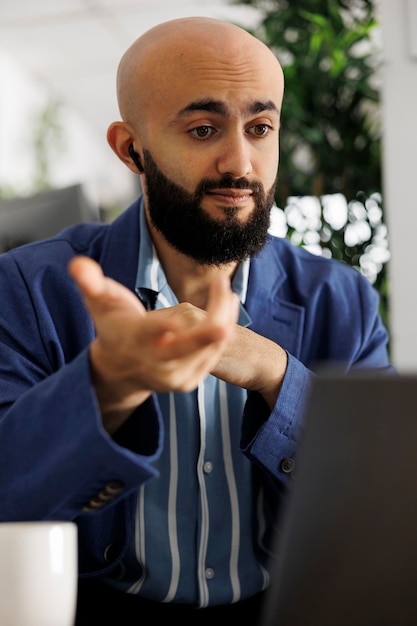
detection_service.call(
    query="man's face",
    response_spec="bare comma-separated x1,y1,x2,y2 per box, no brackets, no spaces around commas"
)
143,148,277,266
122,25,284,265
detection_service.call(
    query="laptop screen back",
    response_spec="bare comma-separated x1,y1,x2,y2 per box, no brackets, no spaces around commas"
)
259,372,417,626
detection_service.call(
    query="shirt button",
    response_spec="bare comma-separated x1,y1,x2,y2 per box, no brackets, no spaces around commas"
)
103,543,120,563
203,461,213,474
281,457,295,474
205,568,215,579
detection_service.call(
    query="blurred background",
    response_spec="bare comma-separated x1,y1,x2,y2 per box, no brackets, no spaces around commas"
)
0,0,262,211
0,0,416,370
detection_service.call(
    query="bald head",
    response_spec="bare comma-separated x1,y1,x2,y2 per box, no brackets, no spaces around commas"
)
107,17,283,265
116,17,284,127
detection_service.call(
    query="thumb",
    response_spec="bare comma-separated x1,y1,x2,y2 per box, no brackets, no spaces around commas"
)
68,256,146,317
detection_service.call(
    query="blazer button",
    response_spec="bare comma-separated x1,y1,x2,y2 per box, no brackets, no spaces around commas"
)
280,457,295,474
82,499,103,512
82,481,125,512
88,495,107,508
103,480,125,496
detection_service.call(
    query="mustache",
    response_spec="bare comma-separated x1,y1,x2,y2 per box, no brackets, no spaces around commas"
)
195,175,264,199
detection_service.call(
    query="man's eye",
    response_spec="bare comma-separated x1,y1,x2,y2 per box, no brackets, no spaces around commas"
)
190,126,215,139
249,124,271,137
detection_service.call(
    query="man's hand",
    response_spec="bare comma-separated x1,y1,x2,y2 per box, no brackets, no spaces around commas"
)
158,304,288,411
68,256,240,433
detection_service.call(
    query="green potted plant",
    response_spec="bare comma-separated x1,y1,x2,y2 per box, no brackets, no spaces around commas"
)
233,0,389,325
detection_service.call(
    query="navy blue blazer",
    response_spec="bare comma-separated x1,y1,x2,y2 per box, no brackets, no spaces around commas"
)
0,196,392,577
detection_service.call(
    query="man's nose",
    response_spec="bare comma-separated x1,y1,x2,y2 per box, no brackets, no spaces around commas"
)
216,133,253,178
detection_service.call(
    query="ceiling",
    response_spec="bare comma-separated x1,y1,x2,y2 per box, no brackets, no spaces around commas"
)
0,0,261,142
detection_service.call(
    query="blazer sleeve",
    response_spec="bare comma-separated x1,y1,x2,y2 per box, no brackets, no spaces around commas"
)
0,251,163,522
240,250,395,492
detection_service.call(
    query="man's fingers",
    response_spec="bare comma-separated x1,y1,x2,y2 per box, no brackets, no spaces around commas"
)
206,275,240,327
68,256,106,298
155,279,239,359
68,258,237,370
68,256,146,316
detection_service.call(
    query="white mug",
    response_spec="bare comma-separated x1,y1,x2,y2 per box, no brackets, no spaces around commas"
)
0,521,78,626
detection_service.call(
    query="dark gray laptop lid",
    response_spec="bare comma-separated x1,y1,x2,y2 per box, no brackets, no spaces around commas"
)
259,371,417,626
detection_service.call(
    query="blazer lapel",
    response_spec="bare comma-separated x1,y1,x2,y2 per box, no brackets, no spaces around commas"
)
246,240,305,359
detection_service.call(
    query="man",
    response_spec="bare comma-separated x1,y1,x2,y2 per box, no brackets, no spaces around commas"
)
0,16,392,625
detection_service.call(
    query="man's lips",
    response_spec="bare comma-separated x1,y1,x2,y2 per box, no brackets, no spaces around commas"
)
206,189,253,204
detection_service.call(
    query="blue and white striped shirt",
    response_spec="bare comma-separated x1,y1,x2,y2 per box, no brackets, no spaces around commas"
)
108,202,274,606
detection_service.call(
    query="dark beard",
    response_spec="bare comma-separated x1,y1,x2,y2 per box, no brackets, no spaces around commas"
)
142,149,276,266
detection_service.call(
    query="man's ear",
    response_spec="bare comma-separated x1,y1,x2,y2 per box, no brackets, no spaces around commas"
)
107,122,143,175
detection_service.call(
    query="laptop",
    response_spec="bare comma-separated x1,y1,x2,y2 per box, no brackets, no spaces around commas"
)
258,370,417,626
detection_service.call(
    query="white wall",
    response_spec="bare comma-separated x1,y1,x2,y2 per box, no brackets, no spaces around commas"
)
0,50,137,212
380,0,417,370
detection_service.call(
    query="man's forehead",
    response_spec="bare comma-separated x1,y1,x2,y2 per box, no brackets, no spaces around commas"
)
140,30,282,94
160,59,283,116
118,21,284,125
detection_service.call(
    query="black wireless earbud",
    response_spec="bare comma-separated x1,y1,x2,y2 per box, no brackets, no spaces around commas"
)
128,143,144,173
